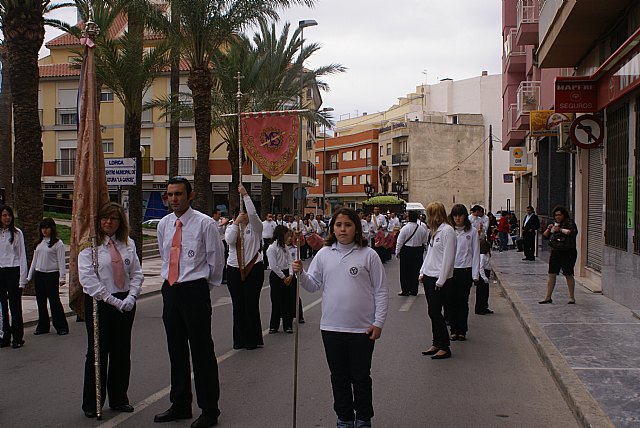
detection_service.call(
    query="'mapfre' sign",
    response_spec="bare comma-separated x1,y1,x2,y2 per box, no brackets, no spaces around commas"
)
555,81,597,113
105,157,136,185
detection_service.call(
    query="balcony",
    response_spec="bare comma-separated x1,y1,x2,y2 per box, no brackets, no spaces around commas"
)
166,157,195,175
392,181,408,193
504,28,526,73
506,104,527,146
379,121,407,134
329,184,338,194
142,157,153,175
391,152,409,166
328,161,339,171
516,81,540,118
516,0,539,46
55,159,75,176
56,108,77,126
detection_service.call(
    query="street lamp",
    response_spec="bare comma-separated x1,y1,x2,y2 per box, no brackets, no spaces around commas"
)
320,106,333,218
364,181,374,199
395,180,404,199
297,19,317,223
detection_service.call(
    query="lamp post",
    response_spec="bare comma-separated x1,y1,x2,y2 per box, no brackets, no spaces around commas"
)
364,181,374,199
320,106,333,218
395,180,404,200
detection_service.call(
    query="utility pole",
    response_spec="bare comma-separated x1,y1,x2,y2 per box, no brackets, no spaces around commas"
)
488,124,493,212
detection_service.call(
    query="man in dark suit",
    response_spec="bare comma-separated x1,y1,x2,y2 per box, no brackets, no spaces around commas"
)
521,206,540,261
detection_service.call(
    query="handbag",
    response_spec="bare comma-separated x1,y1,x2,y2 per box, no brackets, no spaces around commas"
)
548,232,567,250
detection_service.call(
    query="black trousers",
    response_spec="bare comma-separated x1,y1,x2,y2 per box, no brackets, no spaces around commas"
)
269,270,296,331
399,246,423,295
371,238,388,263
424,276,451,350
321,331,375,422
0,266,23,345
262,238,272,267
475,269,491,314
523,231,536,260
227,263,264,349
161,279,220,414
34,271,68,334
447,268,472,336
82,292,135,412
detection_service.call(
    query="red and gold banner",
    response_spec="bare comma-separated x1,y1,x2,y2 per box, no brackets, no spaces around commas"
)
241,111,300,179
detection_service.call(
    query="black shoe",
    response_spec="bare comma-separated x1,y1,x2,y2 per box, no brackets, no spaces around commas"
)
0,341,10,348
484,309,494,314
12,340,24,349
431,349,452,360
57,330,69,336
422,347,439,356
398,292,410,296
268,329,278,334
232,344,244,350
245,345,259,350
298,319,305,324
450,334,458,341
154,407,192,423
84,409,97,418
457,334,466,341
285,328,293,334
522,258,529,261
34,330,49,335
191,412,218,428
111,404,134,412
568,299,576,304
538,299,553,304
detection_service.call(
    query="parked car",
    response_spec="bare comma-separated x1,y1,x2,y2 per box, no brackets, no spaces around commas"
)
142,219,161,228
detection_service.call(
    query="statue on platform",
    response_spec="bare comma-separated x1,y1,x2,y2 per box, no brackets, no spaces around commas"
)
379,160,391,195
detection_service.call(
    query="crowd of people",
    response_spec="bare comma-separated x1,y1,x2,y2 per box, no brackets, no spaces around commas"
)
0,181,580,427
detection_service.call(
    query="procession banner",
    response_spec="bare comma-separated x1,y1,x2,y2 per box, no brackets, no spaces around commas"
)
240,111,300,179
68,36,110,317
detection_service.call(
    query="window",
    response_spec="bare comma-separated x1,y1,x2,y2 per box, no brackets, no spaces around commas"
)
101,89,114,102
59,148,76,175
342,151,352,161
359,174,367,184
386,143,391,155
315,155,319,164
353,150,358,160
605,104,629,250
102,140,114,153
342,176,353,185
380,146,384,157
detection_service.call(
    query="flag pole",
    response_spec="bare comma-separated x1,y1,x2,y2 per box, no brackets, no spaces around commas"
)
235,72,245,277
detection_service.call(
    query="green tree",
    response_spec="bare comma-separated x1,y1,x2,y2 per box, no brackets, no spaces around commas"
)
1,0,70,287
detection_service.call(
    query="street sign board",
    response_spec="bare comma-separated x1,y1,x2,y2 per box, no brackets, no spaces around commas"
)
105,157,136,185
569,115,604,149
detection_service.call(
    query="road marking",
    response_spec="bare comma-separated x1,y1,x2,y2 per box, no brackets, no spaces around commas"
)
99,296,323,427
398,291,423,312
573,367,640,371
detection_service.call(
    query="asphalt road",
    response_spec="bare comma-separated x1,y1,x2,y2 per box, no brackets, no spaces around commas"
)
0,258,579,428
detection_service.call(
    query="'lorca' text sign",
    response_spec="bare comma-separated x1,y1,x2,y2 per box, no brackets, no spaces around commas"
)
105,157,137,185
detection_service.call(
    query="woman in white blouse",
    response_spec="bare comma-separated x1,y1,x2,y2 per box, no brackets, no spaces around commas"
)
28,217,69,336
78,202,143,418
0,205,28,349
266,225,296,334
419,202,457,360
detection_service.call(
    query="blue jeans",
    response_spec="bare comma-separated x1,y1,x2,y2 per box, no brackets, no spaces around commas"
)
498,231,508,251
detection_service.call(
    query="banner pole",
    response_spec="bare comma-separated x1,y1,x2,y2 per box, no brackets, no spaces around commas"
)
235,72,245,275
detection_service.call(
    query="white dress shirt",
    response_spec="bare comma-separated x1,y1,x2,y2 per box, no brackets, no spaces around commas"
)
453,226,480,281
262,219,277,239
395,222,430,254
212,218,227,242
469,214,489,239
479,253,490,282
28,238,66,282
0,227,28,287
266,241,292,280
78,237,143,300
372,214,387,231
157,207,224,287
361,219,370,240
298,242,389,332
387,217,401,232
419,223,457,286
226,195,263,268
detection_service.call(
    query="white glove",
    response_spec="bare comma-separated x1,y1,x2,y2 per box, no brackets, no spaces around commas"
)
104,294,124,312
121,295,136,312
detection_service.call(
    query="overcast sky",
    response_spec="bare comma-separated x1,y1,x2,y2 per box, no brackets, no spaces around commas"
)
42,0,502,122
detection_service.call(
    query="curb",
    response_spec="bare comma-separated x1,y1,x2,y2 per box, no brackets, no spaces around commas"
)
493,272,615,428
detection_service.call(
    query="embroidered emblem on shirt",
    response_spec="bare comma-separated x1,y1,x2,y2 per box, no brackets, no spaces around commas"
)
435,238,440,243
124,259,131,265
188,250,195,258
466,235,471,240
349,267,359,276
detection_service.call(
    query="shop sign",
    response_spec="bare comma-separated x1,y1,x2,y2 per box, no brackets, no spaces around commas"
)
555,81,598,113
503,174,514,183
530,110,573,136
601,44,640,110
509,147,527,171
105,157,136,185
44,183,71,190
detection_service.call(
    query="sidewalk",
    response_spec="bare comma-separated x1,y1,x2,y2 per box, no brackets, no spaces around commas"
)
20,256,165,328
491,249,640,428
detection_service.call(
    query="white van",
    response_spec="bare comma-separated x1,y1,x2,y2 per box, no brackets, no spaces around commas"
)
405,202,426,217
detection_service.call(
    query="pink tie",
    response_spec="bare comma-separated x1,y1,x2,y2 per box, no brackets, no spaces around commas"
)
108,238,126,289
168,219,182,285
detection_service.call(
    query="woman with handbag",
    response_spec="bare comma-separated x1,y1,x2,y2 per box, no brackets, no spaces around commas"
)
395,211,428,296
539,205,578,304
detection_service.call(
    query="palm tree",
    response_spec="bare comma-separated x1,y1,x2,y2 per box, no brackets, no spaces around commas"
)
0,42,12,205
170,0,315,213
1,0,70,283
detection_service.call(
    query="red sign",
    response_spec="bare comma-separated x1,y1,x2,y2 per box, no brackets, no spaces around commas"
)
555,80,598,113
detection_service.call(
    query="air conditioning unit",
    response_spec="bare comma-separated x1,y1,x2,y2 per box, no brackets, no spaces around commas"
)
555,122,575,153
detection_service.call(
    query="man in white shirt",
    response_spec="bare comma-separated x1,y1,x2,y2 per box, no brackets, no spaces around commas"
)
212,209,228,283
469,205,490,240
154,177,224,428
262,213,276,268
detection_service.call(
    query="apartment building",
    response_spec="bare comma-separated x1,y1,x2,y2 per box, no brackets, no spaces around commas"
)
324,73,511,212
36,16,319,218
503,0,640,309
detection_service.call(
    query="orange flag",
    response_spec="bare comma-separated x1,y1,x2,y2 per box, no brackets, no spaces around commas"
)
68,36,110,317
